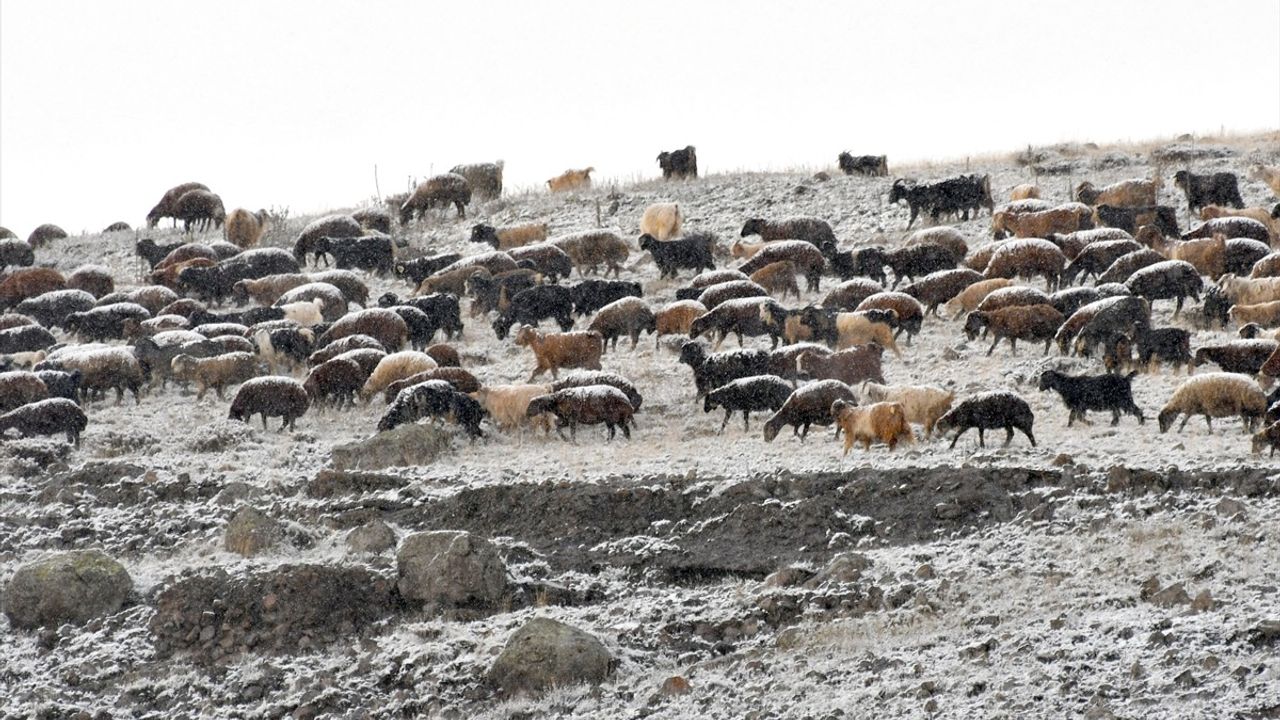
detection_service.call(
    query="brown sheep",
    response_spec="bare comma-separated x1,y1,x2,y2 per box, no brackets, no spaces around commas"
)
749,261,800,300
737,240,826,292
317,308,409,352
0,268,66,310
381,367,480,403
964,242,1003,273
762,379,855,442
691,269,751,289
547,167,595,193
170,352,262,400
832,399,913,454
424,343,461,367
27,224,68,248
587,296,656,351
302,358,366,409
820,279,883,311
654,300,707,349
698,280,768,310
550,231,630,277
1251,253,1280,279
525,385,634,440
1151,234,1226,280
154,243,218,270
856,291,925,342
798,345,884,386
147,182,209,227
415,265,484,296
231,274,310,306
293,214,363,266
1157,372,1265,433
991,204,1091,239
471,222,550,250
983,238,1066,290
514,325,604,381
1074,177,1160,208
400,173,472,222
151,257,216,289
228,377,310,431
907,227,969,263
0,371,49,412
1230,301,1280,328
1009,184,1041,201
945,278,1014,319
172,189,226,232
901,268,984,317
963,303,1064,355
224,208,267,248
1200,205,1280,244
65,266,114,299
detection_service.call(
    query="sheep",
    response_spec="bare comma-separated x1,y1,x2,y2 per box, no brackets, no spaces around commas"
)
1074,176,1159,208
317,308,408,353
691,297,783,350
1095,248,1167,285
697,280,768,311
177,248,302,305
1009,184,1041,201
330,348,385,378
293,214,363,266
309,335,384,366
401,173,471,222
0,239,34,272
701,374,792,433
939,278,1011,320
883,243,956,288
657,146,698,179
855,292,924,342
146,182,210,228
382,367,481,403
570,279,642,317
550,371,642,413
963,242,1002,273
730,238,774,260
829,312,900,356
224,208,266,249
901,268,983,317
1230,301,1280,329
26,224,68,248
739,218,837,247
1248,165,1280,197
0,268,66,310
1049,287,1106,318
1124,260,1202,314
526,386,634,440
1192,340,1278,375
1251,421,1280,456
1046,227,1133,261
640,233,717,279
493,285,575,339
991,205,1091,240
860,382,955,437
935,390,1036,448
466,268,540,317
395,253,464,286
472,383,555,434
587,297,655,351
132,330,222,387
0,398,88,447
34,369,81,403
550,231,630,277
506,243,574,281
358,351,438,402
377,380,458,432
638,202,683,241
797,345,884,386
170,352,262,400
678,341,772,397
277,299,325,328
1223,238,1273,277
1038,370,1143,426
1174,170,1244,213
906,227,969,261
66,303,152,342
351,207,392,235
821,279,885,312
1218,273,1280,308
415,265,483,297
379,293,464,341
449,161,504,200
1201,205,1280,244
0,312,36,330
254,327,315,373
15,289,96,329
831,399,913,454
838,153,888,176
654,300,706,349
1157,372,1265,433
63,266,113,299
37,346,144,405
983,238,1066,291
1061,239,1143,286
1183,217,1270,244
1092,204,1180,238
691,269,750,289
767,342,831,381
0,325,57,355
747,261,800,300
514,325,603,381
228,377,310,431
197,321,251,339
737,240,826,292
1067,296,1151,357
172,189,226,232
273,282,347,322
963,304,1064,355
152,243,219,271
323,234,395,276
820,243,887,285
301,357,365,409
762,380,856,442
547,167,594,192
0,371,49,412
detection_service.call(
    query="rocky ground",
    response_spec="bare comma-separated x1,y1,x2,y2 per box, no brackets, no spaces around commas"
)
4,133,1280,719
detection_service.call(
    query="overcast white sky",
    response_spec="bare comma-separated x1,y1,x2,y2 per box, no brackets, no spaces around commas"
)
1,0,1277,235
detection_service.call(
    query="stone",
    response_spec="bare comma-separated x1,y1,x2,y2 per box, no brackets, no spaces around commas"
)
3,550,132,629
1190,589,1214,612
804,552,872,588
224,506,282,557
330,423,451,470
1148,582,1191,607
346,520,397,555
661,675,691,696
1215,497,1246,518
396,531,509,609
488,617,615,696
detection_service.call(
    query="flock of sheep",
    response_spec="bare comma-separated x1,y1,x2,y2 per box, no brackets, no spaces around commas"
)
3,147,1280,460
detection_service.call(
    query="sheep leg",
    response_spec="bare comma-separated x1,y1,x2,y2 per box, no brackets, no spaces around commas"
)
1003,427,1014,445
261,414,269,430
977,428,986,447
1022,428,1037,447
742,411,751,433
948,428,967,449
987,337,1000,356
719,410,731,434
621,420,631,440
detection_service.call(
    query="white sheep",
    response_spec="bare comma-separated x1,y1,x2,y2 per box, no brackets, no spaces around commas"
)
1218,274,1280,307
834,313,900,357
639,202,683,241
279,298,326,327
945,278,1014,319
860,381,956,437
170,352,262,400
1157,372,1266,433
471,383,554,435
359,351,437,402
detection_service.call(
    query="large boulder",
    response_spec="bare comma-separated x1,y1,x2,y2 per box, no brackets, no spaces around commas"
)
346,520,397,555
224,506,282,557
3,550,132,629
488,617,616,696
396,530,509,610
330,423,451,470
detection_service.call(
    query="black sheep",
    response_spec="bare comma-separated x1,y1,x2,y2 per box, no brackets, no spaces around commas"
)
326,234,395,275
0,398,88,446
1038,370,1144,426
639,233,716,279
178,248,301,304
1061,239,1142,285
1049,287,1104,318
394,253,463,286
492,285,574,339
1174,170,1244,213
135,238,188,269
1072,296,1151,357
821,242,887,285
657,146,698,179
935,391,1036,448
1225,238,1271,276
378,293,464,340
761,380,856,442
551,371,643,411
466,269,540,317
1124,260,1202,315
65,303,151,341
1093,205,1179,237
0,325,56,355
569,279,642,316
678,341,771,398
1132,326,1193,372
884,243,956,288
1201,286,1231,329
388,305,441,350
837,153,888,177
34,369,82,403
703,374,793,433
15,290,96,329
1193,340,1278,374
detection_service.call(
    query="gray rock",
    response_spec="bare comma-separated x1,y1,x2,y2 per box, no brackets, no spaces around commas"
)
3,550,132,629
224,506,282,557
396,530,509,609
346,520,397,555
488,617,615,696
804,552,873,588
330,423,451,470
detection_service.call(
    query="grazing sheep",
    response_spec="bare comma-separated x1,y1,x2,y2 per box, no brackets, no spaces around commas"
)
172,189,226,232
935,391,1035,448
855,292,924,342
1223,238,1272,276
147,182,210,227
749,261,800,300
1049,287,1106,318
640,233,717,279
382,367,480,403
963,304,1064,355
832,399,913,454
0,371,49,413
1061,239,1143,285
318,308,408,353
66,303,152,342
902,268,983,317
1038,369,1143,425
588,296,656,351
657,146,698,179
1068,296,1151,356
639,202,683,241
401,173,471,222
0,268,67,310
738,240,826,292
377,380,454,431
1124,260,1202,315
762,380,856,442
702,374,792,433
1231,301,1280,328
945,278,1014,319
797,345,884,385
883,243,957,288
493,285,575,338
472,383,554,434
678,341,771,397
170,352,262,400
302,357,366,409
546,167,594,192
1251,421,1280,456
983,238,1066,291
224,208,266,248
228,377,310,431
1009,184,1041,201
37,346,144,405
740,218,836,247
1193,340,1278,375
0,398,87,446
1047,227,1134,261
860,382,954,437
838,153,888,177
1157,372,1265,433
359,351,437,402
1174,170,1244,213
1074,176,1160,208
470,222,550,251
1095,248,1168,285
0,239,34,272
0,325,57,355
514,325,603,381
991,204,1091,240
293,214,363,266
1248,165,1280,197
1183,217,1270,244
26,224,68,248
551,231,630,277
506,243,573,282
654,300,706,349
526,386,634,440
449,161,504,200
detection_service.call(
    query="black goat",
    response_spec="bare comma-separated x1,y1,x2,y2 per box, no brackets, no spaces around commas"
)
1038,370,1144,426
